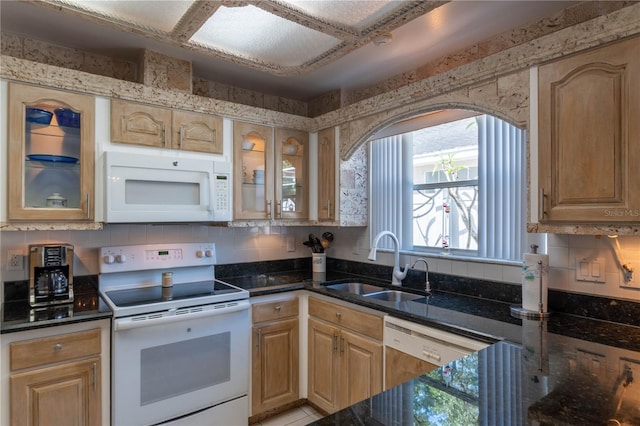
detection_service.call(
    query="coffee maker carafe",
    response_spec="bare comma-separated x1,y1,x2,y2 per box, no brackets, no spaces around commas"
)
29,244,74,307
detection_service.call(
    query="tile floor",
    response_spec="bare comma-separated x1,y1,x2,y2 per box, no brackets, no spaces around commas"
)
257,404,324,426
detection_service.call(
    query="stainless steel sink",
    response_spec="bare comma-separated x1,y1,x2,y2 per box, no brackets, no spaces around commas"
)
324,282,385,295
364,290,422,303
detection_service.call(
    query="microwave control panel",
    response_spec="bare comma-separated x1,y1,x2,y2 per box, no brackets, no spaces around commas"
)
213,174,231,221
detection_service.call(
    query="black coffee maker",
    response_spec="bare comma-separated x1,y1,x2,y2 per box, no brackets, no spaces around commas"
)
29,244,74,307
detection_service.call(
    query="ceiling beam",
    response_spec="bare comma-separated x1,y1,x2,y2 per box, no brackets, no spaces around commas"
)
172,1,224,42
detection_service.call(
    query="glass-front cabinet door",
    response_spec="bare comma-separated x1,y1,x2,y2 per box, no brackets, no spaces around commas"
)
233,121,273,220
275,128,308,220
8,83,95,222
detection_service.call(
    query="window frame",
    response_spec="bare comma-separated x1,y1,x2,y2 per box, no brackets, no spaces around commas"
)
369,110,526,263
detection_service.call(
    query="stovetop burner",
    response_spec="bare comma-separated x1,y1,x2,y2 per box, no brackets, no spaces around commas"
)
101,279,248,318
104,280,242,308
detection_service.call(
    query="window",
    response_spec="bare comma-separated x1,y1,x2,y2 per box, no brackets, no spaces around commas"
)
370,111,526,261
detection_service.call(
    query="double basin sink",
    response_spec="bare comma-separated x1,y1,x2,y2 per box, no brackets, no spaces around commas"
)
324,282,426,303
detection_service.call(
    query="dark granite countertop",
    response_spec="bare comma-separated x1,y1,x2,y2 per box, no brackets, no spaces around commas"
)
1,277,112,334
225,269,640,425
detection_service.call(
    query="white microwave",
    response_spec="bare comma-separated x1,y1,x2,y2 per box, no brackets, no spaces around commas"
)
104,152,231,223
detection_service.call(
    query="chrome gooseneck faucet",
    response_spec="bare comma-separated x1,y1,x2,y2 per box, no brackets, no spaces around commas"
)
411,258,431,293
368,231,408,286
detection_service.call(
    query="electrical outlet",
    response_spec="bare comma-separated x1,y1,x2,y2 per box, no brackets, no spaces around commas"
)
620,266,638,290
286,235,296,252
8,250,24,271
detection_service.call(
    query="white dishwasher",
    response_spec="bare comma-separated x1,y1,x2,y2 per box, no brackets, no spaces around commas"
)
384,316,489,389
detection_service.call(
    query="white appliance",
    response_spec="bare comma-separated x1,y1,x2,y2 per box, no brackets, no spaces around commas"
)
99,243,250,426
104,151,231,223
384,316,488,366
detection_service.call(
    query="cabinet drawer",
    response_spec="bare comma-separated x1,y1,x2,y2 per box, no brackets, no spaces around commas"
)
308,298,383,340
252,298,298,323
10,328,101,371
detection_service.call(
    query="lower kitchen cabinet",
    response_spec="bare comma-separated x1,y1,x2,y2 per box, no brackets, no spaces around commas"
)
251,297,299,418
307,297,383,414
384,346,438,390
11,357,101,426
8,328,103,426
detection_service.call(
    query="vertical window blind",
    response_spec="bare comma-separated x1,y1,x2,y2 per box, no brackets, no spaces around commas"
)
477,115,526,260
370,114,526,261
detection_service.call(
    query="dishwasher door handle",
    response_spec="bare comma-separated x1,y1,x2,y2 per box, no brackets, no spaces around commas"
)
422,350,441,362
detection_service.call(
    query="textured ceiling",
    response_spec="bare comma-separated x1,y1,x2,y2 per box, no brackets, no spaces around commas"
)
32,0,442,76
0,1,580,100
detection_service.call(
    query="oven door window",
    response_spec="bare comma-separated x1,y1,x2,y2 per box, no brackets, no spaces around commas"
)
140,332,230,405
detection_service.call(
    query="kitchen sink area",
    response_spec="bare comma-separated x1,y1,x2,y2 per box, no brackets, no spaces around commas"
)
324,282,428,306
364,290,423,303
324,282,386,295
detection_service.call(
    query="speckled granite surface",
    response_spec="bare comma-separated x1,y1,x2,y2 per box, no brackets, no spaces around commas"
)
309,333,640,425
1,276,111,334
220,260,640,425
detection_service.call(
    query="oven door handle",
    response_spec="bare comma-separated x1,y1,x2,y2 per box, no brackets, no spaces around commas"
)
113,300,250,331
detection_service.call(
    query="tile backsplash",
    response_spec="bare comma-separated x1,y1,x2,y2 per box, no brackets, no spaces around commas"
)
2,225,639,305
326,227,640,303
0,224,321,302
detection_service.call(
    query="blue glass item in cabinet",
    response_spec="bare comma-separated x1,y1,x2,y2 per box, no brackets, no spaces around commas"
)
54,108,80,128
27,155,79,164
26,108,53,125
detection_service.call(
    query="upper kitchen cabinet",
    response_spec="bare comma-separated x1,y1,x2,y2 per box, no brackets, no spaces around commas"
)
275,128,309,220
7,83,95,222
317,128,336,221
537,35,640,225
234,120,274,220
111,99,223,154
233,122,309,221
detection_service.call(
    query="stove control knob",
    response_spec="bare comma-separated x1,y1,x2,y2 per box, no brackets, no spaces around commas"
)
115,254,127,263
205,249,213,257
103,255,115,264
196,250,204,258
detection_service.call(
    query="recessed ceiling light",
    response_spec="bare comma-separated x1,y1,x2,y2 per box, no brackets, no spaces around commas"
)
373,32,393,46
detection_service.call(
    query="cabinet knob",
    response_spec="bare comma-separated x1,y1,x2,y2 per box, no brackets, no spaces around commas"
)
335,312,341,318
54,343,62,351
275,306,281,311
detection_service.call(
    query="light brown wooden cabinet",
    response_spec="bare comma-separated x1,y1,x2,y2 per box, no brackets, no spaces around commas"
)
7,82,95,222
317,128,336,221
111,99,223,154
537,35,640,224
251,298,299,417
384,346,438,390
234,120,274,220
275,127,309,220
307,297,383,414
234,121,309,220
9,328,102,426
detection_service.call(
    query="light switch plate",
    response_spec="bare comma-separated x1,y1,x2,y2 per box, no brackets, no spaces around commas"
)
575,257,605,283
